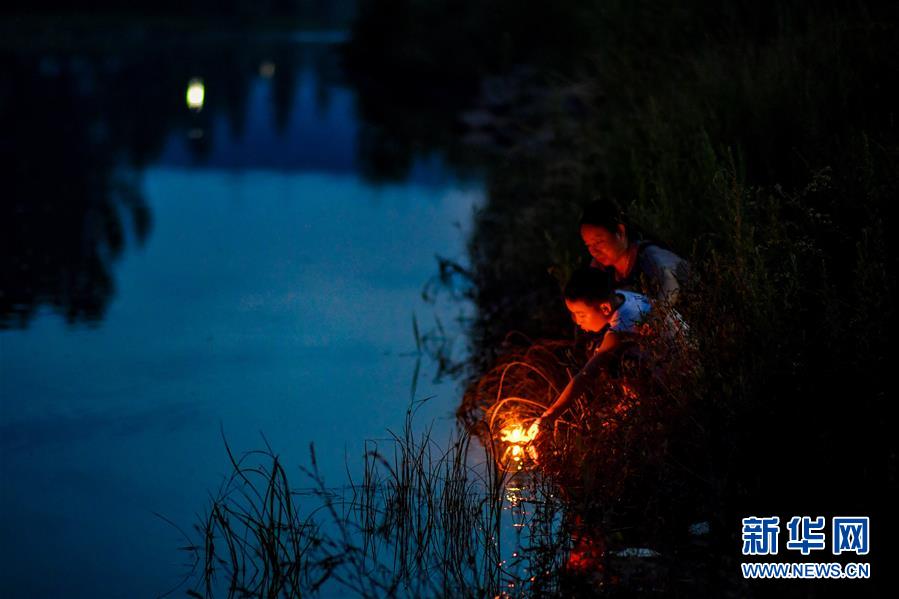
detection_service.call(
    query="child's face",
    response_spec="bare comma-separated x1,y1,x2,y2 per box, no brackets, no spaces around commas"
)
565,298,612,332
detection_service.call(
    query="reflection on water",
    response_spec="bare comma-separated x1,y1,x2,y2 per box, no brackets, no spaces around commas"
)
0,27,483,598
1,26,486,330
1,37,331,327
185,78,205,110
495,473,569,596
1,50,152,327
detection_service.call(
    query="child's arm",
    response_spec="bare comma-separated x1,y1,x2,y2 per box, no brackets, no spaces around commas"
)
533,332,621,432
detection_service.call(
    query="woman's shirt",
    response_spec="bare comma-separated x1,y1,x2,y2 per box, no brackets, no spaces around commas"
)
591,241,689,305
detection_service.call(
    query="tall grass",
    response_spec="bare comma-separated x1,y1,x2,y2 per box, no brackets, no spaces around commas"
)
451,2,896,591
176,402,571,598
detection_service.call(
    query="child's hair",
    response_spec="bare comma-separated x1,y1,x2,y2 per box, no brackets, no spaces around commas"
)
564,267,615,304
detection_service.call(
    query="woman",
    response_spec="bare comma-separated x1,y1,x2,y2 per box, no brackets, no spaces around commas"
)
579,199,689,306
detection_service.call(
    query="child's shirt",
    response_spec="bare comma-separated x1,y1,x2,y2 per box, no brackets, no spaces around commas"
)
612,288,691,344
584,289,651,355
608,289,651,333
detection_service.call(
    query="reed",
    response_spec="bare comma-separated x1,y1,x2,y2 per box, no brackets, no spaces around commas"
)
176,402,572,598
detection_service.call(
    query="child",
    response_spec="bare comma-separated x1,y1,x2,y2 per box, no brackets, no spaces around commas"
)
528,267,653,439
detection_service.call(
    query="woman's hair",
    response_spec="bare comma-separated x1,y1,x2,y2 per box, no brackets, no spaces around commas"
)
580,198,654,245
579,198,626,232
564,267,615,304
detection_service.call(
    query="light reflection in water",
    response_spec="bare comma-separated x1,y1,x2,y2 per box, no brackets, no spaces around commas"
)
493,468,610,593
496,471,572,593
259,61,276,78
186,78,205,111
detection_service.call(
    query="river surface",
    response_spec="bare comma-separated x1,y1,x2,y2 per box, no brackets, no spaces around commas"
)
0,27,482,597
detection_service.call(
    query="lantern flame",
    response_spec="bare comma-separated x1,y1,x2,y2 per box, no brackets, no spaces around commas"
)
498,421,539,469
500,423,536,444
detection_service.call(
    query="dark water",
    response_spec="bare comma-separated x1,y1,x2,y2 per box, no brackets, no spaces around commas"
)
0,28,481,598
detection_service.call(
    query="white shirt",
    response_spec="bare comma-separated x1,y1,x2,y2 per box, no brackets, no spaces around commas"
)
609,289,651,333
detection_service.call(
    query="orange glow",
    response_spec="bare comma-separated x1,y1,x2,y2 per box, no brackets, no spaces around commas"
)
498,421,539,469
566,527,606,574
500,423,535,444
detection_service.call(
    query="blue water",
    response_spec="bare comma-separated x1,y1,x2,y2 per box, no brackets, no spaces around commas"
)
0,36,481,597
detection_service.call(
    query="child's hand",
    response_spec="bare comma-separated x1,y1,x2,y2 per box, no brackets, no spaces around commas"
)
528,414,556,441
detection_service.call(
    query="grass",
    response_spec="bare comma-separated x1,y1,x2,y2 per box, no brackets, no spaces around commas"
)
173,400,572,598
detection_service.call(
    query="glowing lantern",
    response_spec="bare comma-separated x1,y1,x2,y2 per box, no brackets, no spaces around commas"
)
498,422,539,469
186,78,205,111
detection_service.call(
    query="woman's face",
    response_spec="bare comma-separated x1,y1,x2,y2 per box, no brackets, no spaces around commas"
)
580,223,629,266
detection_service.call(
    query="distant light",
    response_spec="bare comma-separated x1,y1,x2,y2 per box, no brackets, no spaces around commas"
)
259,61,276,78
186,78,205,111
